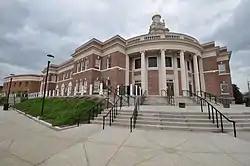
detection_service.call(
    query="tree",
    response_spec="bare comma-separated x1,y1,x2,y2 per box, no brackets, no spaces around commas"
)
232,84,244,104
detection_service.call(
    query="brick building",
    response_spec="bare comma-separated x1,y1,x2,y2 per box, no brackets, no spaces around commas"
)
39,14,233,98
3,74,43,95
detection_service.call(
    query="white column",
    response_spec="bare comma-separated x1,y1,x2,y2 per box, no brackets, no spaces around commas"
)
173,55,179,96
130,84,133,96
161,49,166,91
99,82,103,95
140,51,146,93
139,87,142,96
193,54,201,96
125,55,130,85
52,90,55,97
180,50,187,96
199,56,206,93
135,85,138,96
116,85,119,95
89,84,93,95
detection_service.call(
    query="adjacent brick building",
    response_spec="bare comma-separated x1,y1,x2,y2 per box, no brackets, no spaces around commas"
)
3,74,43,94
36,14,233,99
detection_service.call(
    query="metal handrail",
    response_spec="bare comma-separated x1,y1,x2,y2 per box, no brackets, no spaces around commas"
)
198,90,225,104
183,90,237,137
76,97,108,126
160,89,175,105
130,90,146,132
102,91,122,130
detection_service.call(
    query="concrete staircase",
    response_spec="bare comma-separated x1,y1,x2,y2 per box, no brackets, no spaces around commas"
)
92,106,222,132
143,96,169,105
221,112,250,131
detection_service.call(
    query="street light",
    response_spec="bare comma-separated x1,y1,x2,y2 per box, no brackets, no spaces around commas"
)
41,54,54,116
3,74,15,110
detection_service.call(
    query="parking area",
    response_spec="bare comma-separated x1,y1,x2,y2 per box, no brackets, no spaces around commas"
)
1,107,250,166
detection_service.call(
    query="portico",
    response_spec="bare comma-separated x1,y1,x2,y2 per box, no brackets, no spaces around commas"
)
130,49,204,96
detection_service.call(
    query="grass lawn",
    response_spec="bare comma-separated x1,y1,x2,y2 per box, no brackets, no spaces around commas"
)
13,97,104,126
0,97,6,106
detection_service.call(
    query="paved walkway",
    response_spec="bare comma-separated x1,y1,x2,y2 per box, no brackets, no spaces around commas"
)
1,106,250,165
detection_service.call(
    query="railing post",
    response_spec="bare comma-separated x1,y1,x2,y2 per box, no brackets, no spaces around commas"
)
233,122,236,137
209,94,212,101
211,107,214,123
220,114,223,132
109,110,111,126
130,117,132,132
200,99,203,112
216,111,219,128
103,116,105,130
215,97,217,104
128,95,130,106
208,104,211,119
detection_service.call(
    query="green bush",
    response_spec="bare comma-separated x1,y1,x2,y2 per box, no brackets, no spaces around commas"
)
13,97,101,126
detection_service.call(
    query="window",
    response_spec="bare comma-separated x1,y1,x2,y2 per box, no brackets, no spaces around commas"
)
19,82,22,87
77,62,81,72
187,61,190,71
177,58,181,68
25,82,28,87
148,57,157,67
95,59,101,69
220,81,229,95
81,60,85,71
218,64,226,74
62,73,65,80
134,59,141,69
107,57,111,68
14,82,16,87
85,59,89,70
165,57,172,67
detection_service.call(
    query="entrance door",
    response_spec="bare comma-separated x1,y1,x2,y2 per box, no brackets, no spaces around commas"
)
166,80,174,96
189,82,192,96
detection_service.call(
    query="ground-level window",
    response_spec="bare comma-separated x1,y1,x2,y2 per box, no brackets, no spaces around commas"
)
148,57,157,67
220,81,229,95
165,57,172,67
135,59,141,69
177,58,181,68
135,80,141,87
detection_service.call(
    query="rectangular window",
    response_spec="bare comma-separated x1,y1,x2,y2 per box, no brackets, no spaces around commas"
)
77,62,81,72
95,59,101,69
177,58,181,68
85,59,89,70
81,61,85,71
187,61,190,71
107,57,111,68
218,64,226,73
19,82,21,87
165,57,172,67
25,82,28,87
148,57,157,67
135,80,141,87
134,59,141,69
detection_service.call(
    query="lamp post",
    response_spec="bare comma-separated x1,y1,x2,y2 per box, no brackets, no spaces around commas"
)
3,74,15,110
41,54,54,116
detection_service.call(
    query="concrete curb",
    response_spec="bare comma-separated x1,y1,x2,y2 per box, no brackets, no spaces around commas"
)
11,107,79,131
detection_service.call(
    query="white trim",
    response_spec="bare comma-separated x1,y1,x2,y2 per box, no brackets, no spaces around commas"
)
103,45,126,56
74,49,101,61
72,66,126,75
58,65,73,73
219,73,230,76
56,78,73,83
203,70,218,74
102,66,126,72
217,56,229,61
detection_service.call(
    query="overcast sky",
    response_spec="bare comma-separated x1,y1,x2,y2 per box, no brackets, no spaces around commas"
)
0,0,249,92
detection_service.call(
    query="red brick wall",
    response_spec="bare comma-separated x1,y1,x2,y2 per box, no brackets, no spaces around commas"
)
3,81,41,93
148,70,159,95
204,72,220,96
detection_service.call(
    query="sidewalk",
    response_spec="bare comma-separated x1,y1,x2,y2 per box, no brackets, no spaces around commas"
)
1,108,250,166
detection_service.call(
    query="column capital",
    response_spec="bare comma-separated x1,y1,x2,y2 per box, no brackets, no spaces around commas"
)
140,50,145,54
161,49,166,53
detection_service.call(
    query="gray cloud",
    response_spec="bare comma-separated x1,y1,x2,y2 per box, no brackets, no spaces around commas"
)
0,0,249,92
